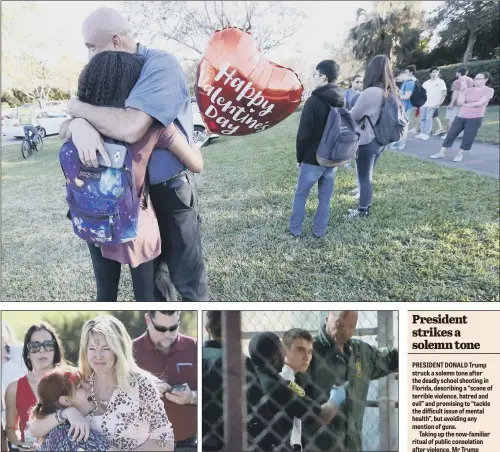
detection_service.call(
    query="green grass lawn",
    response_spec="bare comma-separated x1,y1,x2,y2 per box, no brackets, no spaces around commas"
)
409,105,499,144
2,113,499,301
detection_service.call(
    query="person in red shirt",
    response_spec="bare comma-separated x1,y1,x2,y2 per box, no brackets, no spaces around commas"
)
133,311,197,451
4,323,65,449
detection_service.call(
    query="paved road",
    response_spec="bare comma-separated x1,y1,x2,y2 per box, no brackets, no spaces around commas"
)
1,135,22,147
3,131,498,178
392,133,499,178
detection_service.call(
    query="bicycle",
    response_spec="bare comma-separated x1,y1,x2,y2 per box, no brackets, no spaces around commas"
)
21,126,43,159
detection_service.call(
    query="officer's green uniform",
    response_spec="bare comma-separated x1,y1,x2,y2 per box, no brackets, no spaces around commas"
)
302,325,398,452
252,368,324,452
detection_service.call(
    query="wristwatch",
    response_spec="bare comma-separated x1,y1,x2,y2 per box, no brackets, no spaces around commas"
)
191,390,198,405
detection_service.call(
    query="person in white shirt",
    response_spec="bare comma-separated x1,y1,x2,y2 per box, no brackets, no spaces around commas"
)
417,67,447,140
279,329,348,451
2,322,26,427
279,329,316,451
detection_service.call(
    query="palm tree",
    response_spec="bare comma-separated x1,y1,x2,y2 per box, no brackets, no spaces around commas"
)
348,3,423,65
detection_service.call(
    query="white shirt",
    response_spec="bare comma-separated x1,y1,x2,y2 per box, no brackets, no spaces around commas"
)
2,345,26,425
422,78,447,107
280,364,302,449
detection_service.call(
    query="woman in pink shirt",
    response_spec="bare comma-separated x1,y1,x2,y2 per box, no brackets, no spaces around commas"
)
431,72,494,162
75,51,203,301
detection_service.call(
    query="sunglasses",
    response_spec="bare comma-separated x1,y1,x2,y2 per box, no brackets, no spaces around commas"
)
27,340,56,353
151,321,179,333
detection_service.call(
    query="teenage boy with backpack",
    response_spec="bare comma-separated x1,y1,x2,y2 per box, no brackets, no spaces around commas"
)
288,60,345,239
387,64,423,150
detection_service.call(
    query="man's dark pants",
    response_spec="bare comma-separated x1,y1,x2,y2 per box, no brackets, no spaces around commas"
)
174,437,197,451
149,172,209,301
23,125,40,142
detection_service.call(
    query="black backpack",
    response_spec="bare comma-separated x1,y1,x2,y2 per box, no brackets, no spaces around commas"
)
410,80,427,107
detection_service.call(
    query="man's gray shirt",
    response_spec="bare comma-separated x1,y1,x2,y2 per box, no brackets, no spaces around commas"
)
125,43,193,184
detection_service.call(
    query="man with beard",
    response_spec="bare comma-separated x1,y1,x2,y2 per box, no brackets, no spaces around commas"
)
133,311,197,451
249,332,348,451
302,311,398,452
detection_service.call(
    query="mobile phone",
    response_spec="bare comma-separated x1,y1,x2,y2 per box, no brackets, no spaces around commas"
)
97,141,127,169
17,445,34,450
171,384,187,392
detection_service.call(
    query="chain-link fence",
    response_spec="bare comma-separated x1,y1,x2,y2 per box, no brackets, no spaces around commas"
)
202,311,398,452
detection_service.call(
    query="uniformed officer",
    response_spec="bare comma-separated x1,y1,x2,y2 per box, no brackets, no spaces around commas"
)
248,332,348,452
302,311,399,451
202,311,263,451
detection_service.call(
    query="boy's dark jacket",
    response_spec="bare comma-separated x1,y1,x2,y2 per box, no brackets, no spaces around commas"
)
296,83,345,165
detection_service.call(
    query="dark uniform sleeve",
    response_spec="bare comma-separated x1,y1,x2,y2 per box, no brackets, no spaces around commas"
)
284,381,322,420
250,377,324,451
368,345,399,380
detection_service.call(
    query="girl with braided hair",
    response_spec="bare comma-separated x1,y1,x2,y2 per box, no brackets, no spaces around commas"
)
70,51,203,301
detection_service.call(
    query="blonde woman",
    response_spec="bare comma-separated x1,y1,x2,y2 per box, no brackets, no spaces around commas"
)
29,316,174,451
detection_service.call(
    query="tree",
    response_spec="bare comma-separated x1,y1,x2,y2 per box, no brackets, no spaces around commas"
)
324,40,365,87
121,1,306,57
347,1,424,65
1,1,68,104
428,0,499,63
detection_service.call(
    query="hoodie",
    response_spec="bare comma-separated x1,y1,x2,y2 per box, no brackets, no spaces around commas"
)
296,83,345,165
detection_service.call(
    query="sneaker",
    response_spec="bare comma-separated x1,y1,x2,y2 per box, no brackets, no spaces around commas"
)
441,134,447,140
432,129,444,136
418,134,430,140
387,143,405,150
430,151,446,159
414,133,423,139
453,152,464,162
346,207,370,219
409,128,419,133
287,229,302,239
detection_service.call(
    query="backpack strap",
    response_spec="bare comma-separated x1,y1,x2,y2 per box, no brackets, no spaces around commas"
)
139,169,150,210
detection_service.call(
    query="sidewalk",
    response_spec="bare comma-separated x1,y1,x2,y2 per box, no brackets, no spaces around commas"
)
391,134,500,178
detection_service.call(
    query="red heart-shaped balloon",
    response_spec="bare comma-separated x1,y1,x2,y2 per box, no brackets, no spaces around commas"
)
195,27,304,136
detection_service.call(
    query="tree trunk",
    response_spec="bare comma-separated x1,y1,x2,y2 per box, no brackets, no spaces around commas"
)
463,28,477,62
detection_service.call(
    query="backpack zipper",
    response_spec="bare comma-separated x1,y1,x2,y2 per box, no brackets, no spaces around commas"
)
109,216,115,240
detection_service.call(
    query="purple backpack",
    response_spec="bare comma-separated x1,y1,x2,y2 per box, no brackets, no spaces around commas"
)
315,102,360,167
59,140,141,246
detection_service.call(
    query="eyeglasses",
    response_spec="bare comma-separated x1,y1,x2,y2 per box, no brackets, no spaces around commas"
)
151,321,179,333
475,77,485,80
27,340,56,353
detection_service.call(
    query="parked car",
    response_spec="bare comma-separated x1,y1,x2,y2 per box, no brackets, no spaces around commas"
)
42,100,67,111
2,110,71,138
191,97,219,147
